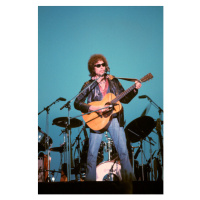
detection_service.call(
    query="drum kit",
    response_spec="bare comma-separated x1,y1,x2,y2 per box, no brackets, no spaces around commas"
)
38,114,163,182
38,75,163,182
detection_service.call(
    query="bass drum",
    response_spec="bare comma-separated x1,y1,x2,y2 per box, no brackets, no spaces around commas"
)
96,161,122,181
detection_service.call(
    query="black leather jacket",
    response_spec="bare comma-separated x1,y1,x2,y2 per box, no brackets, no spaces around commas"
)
74,75,138,128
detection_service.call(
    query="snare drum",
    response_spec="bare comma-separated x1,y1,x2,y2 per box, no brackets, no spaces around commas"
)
96,160,122,181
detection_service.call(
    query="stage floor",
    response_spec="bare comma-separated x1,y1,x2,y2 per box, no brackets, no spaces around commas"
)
38,181,163,194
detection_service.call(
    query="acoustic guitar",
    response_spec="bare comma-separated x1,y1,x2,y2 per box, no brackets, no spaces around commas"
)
82,73,153,131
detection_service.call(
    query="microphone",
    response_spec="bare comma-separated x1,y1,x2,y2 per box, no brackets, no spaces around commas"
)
57,97,66,101
102,72,107,77
138,95,147,99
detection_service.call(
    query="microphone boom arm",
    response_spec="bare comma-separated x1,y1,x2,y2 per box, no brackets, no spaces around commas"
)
60,74,105,110
38,97,65,115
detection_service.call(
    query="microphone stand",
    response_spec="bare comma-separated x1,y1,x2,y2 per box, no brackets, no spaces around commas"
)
38,98,64,182
60,74,105,181
145,96,163,166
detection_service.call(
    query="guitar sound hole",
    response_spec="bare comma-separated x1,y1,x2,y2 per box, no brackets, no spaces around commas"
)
103,102,113,118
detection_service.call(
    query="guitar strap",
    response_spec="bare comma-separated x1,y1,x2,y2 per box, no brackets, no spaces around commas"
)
108,74,139,82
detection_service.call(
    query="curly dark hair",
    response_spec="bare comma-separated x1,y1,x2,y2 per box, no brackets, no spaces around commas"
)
88,54,110,77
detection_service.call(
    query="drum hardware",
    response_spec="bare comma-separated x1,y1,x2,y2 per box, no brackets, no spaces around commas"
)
125,116,157,181
71,126,86,181
151,119,163,181
144,149,157,181
148,137,156,181
153,156,162,181
137,164,151,181
50,142,66,174
50,127,76,181
52,116,82,182
130,146,140,176
43,169,61,182
59,162,82,182
38,98,66,182
132,137,152,181
138,95,163,169
156,118,163,167
50,123,88,182
104,132,118,161
71,125,85,164
139,138,156,181
107,137,112,161
140,139,145,181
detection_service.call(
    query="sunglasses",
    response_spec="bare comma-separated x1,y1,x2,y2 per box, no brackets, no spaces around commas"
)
94,63,106,68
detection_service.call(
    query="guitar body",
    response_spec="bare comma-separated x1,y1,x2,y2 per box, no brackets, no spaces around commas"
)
82,93,122,131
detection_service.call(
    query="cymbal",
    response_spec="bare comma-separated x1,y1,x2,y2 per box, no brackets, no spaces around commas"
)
52,117,82,128
125,116,156,143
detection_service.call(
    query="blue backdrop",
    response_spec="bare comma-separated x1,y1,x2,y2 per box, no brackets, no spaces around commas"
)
38,6,163,181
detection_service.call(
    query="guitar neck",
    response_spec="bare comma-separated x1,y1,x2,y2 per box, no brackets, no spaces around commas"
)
111,84,136,104
110,73,153,104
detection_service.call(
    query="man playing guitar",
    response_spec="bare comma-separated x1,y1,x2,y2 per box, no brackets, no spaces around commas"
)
74,54,141,181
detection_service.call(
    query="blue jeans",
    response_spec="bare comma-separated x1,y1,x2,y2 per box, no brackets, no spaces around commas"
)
85,118,135,181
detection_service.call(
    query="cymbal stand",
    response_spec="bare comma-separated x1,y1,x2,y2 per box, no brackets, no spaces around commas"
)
108,138,112,161
76,134,81,164
72,127,83,178
104,132,112,161
139,139,145,181
65,119,71,181
140,138,155,181
38,98,63,182
59,130,66,169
